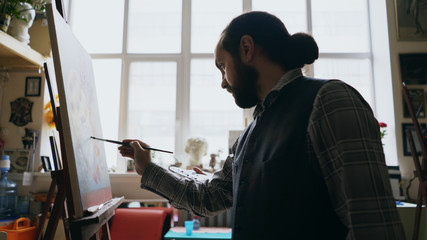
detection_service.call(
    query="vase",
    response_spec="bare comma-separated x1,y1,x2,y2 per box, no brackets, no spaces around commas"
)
7,3,36,45
0,13,11,32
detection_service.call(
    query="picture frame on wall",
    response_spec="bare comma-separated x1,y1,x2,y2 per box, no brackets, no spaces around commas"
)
25,76,41,97
403,88,426,118
402,123,427,156
2,149,30,173
399,54,427,85
394,0,427,41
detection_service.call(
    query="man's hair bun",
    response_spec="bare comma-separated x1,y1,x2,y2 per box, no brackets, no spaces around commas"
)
284,33,319,69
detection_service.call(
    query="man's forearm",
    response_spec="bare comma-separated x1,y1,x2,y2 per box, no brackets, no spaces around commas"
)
140,159,233,217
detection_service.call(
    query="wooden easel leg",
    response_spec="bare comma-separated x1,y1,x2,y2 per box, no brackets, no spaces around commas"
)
35,178,57,240
44,183,67,240
87,224,111,240
63,202,72,240
85,226,107,240
413,188,423,240
89,232,98,240
101,223,111,240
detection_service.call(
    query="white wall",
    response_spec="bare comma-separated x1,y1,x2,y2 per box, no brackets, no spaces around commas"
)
0,72,46,171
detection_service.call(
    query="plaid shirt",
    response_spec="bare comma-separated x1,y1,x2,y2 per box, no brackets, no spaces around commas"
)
140,69,405,239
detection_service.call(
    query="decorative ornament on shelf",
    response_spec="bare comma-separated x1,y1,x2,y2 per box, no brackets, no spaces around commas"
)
0,0,46,38
7,2,35,44
379,122,387,146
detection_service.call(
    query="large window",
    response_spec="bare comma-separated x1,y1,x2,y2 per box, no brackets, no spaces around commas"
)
69,0,395,171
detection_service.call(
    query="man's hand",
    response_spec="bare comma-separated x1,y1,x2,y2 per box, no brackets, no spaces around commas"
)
193,167,206,175
193,167,213,179
118,139,151,175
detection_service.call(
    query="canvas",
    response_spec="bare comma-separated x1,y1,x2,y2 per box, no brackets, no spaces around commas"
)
46,3,112,218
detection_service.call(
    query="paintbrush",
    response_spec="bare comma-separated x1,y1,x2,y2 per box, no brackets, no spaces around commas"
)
90,136,173,154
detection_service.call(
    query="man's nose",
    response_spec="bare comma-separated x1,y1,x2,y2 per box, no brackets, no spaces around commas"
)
221,79,228,89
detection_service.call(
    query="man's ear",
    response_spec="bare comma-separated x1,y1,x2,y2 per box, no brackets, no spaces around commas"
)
240,35,255,63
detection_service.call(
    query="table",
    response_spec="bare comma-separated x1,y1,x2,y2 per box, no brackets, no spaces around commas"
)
164,227,232,240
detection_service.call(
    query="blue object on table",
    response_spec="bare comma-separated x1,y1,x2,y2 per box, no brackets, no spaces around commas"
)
164,230,232,240
185,220,194,235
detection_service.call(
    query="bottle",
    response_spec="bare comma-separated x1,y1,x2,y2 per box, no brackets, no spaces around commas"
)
0,155,18,220
193,216,201,230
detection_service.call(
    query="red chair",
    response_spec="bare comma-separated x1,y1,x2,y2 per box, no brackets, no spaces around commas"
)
138,207,174,235
110,208,168,240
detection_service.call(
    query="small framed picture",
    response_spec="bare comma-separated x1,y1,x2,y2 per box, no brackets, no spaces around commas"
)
402,123,427,156
402,88,426,118
394,0,427,41
399,54,427,85
25,76,41,96
2,149,30,173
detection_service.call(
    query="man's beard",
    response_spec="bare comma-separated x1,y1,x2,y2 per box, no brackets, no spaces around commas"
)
230,60,259,109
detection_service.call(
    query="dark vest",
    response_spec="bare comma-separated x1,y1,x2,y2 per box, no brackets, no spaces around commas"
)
232,77,348,239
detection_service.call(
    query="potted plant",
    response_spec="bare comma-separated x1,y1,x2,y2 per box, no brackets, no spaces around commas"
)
0,0,45,32
0,0,17,32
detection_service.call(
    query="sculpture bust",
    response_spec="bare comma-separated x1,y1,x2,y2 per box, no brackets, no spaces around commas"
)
7,3,36,45
185,137,207,169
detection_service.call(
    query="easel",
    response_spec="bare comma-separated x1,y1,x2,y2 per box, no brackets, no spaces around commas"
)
34,106,123,240
402,82,427,240
34,19,124,238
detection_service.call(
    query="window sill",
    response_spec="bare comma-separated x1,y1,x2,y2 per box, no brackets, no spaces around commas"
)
8,172,167,202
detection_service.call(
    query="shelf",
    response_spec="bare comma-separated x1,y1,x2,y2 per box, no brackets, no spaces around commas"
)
0,30,46,70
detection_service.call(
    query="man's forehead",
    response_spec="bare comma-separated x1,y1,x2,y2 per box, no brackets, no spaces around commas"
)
214,45,222,65
214,42,221,56
214,47,226,68
214,44,226,58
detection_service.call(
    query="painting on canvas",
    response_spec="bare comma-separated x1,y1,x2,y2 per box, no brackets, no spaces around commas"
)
46,3,112,218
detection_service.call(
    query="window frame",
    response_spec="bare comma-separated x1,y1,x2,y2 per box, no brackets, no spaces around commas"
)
68,0,397,171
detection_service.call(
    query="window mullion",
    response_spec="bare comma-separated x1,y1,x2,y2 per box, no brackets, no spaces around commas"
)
176,0,192,157
305,0,314,78
306,0,313,34
319,52,371,58
366,0,376,114
243,0,251,11
116,0,130,172
122,0,129,54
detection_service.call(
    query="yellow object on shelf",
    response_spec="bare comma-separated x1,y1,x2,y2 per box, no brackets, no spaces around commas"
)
0,217,35,240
